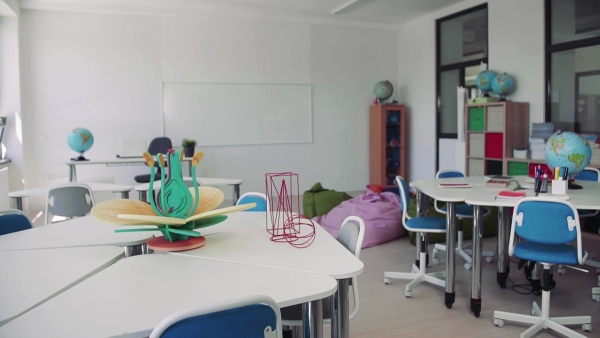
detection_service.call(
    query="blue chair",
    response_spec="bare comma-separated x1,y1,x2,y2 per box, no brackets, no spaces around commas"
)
384,176,446,298
45,183,95,225
0,209,33,236
493,197,592,337
432,169,493,270
236,192,268,212
149,295,281,338
574,167,600,219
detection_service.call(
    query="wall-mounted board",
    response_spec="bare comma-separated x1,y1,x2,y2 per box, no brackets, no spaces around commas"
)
162,82,312,147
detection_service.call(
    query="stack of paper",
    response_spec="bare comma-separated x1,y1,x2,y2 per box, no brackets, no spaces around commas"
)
529,138,546,160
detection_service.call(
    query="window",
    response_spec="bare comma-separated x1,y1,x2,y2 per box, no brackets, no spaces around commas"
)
546,0,600,133
436,4,488,167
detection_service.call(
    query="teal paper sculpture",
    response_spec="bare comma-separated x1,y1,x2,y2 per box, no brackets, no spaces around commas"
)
91,149,256,251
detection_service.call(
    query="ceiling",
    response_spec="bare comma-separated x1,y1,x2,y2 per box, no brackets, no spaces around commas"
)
19,0,468,27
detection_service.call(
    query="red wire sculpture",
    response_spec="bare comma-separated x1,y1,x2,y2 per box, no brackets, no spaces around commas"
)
265,172,315,248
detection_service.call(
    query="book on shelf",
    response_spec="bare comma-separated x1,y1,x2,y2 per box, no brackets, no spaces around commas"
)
495,190,526,200
438,183,471,188
486,178,511,188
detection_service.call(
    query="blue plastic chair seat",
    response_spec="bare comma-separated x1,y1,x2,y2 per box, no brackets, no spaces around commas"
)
513,242,581,265
0,213,33,236
405,217,446,232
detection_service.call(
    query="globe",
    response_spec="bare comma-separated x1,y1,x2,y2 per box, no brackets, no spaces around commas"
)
491,72,516,99
545,131,592,186
374,80,393,101
67,127,94,161
476,70,497,96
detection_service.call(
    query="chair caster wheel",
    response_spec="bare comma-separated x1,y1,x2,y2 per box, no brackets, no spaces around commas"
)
445,302,452,309
464,262,471,270
404,290,412,298
486,256,493,263
473,309,480,318
383,277,391,285
499,279,506,289
432,257,440,265
582,323,592,332
493,318,504,327
592,294,600,303
557,266,566,275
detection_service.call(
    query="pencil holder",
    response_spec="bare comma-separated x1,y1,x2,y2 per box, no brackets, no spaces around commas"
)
552,180,568,195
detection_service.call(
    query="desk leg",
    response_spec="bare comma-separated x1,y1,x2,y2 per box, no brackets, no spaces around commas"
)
496,206,511,288
331,278,350,338
120,192,130,199
303,298,323,338
11,197,23,211
233,184,240,206
470,205,484,317
415,192,429,268
68,164,77,182
444,202,456,309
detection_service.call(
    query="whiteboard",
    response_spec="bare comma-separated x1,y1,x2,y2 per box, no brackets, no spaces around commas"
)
162,82,312,147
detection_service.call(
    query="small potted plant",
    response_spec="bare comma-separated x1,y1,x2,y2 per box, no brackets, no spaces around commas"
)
181,138,197,157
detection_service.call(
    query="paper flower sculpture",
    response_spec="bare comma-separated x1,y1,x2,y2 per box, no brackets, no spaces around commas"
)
92,149,255,251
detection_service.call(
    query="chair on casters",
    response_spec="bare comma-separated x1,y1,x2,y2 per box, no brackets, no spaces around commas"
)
149,295,282,338
383,176,446,299
236,192,268,211
45,183,95,225
0,209,33,236
280,216,365,337
493,197,592,337
432,170,494,270
134,137,172,183
573,167,600,302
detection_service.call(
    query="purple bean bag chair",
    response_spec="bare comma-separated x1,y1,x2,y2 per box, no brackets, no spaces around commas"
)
314,187,405,248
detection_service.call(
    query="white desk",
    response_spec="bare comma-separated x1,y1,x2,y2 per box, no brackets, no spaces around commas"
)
0,254,337,338
463,176,600,317
412,176,600,317
65,157,195,182
0,246,123,326
134,177,243,205
170,212,364,338
8,182,133,210
0,215,153,256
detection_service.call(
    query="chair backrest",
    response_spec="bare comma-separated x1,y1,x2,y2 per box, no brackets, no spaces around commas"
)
236,192,268,211
395,176,412,225
575,167,600,182
336,216,365,319
434,169,465,213
148,137,172,155
149,295,281,338
0,209,33,236
509,197,585,265
46,183,95,224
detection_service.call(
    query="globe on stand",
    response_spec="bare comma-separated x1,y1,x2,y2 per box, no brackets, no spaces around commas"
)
491,72,516,101
67,127,94,161
544,131,592,189
476,70,497,97
374,80,393,103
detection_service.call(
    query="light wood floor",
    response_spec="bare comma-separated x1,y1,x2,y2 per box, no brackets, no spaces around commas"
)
325,232,599,337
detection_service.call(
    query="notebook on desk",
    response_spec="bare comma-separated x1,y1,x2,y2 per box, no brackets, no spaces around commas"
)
118,139,146,159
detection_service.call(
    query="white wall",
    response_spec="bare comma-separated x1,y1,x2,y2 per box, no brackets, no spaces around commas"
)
398,0,545,182
19,10,398,210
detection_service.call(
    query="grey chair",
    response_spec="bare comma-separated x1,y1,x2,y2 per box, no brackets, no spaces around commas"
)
45,183,95,225
0,209,33,235
134,137,172,183
280,216,365,336
150,295,281,338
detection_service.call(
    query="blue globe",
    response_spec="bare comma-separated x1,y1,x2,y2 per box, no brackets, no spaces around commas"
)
545,131,592,177
374,80,393,100
67,128,94,157
491,73,516,99
476,70,497,94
